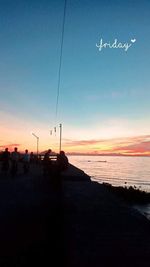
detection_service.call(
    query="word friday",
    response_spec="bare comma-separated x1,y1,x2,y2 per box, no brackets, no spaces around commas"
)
96,38,136,52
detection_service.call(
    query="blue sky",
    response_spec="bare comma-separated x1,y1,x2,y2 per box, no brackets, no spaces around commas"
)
0,0,150,153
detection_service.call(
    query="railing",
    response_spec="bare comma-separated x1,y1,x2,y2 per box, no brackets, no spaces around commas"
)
39,155,57,162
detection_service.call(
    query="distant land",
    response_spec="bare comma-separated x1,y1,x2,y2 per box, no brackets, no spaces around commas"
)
1,151,150,158
67,152,150,157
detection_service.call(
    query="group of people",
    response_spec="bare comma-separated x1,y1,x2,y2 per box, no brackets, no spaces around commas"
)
0,147,69,179
43,149,69,177
1,147,35,176
42,149,69,189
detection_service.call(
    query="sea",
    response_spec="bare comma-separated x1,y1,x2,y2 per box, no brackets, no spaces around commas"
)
68,155,150,220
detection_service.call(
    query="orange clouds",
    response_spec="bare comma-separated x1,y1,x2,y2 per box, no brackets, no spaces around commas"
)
63,139,106,146
113,141,150,155
1,112,150,157
0,144,21,150
1,133,150,156
63,135,150,156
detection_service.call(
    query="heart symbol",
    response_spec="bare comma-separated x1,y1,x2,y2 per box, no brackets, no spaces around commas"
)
131,39,136,43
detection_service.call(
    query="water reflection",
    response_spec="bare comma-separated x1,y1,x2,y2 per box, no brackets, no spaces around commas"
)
69,155,150,220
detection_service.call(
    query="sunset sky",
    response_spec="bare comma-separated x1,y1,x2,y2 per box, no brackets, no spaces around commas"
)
0,0,150,155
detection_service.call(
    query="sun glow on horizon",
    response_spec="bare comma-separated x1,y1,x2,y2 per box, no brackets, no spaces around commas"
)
1,113,150,156
0,0,150,158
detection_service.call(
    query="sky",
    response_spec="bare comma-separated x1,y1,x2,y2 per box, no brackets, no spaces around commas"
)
0,0,150,155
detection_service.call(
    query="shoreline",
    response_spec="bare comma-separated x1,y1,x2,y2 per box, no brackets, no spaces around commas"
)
63,179,150,267
102,182,150,204
68,155,150,193
101,182,150,222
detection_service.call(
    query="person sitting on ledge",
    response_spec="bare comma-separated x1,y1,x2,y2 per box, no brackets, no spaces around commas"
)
43,149,52,177
52,151,68,189
56,150,69,173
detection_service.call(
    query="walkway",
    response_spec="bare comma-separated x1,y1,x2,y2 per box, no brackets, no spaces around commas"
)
0,163,149,266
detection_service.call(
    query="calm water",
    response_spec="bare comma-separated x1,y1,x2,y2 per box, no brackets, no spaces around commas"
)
68,155,150,220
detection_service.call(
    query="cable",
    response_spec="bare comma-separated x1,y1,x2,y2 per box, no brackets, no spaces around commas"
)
55,0,67,122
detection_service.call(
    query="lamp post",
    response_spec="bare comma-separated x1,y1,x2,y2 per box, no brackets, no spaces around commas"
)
32,132,39,157
59,123,62,152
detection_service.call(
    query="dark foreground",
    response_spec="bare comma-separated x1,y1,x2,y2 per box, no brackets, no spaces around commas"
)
102,182,150,204
0,163,150,267
64,181,150,267
0,163,64,266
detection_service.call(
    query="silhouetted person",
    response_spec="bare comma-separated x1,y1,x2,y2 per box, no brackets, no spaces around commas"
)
57,151,69,173
1,148,10,174
23,149,30,174
30,152,35,163
55,151,69,189
43,149,52,177
11,147,20,177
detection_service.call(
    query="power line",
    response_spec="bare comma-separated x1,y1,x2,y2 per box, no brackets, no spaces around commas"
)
55,0,67,121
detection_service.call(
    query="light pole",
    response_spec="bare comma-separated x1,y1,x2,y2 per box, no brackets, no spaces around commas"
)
32,132,39,157
59,123,62,152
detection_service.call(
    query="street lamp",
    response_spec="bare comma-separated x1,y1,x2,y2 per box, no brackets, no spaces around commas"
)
59,123,62,152
31,132,39,157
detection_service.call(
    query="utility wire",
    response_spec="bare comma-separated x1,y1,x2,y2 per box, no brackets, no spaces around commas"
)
55,0,67,122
